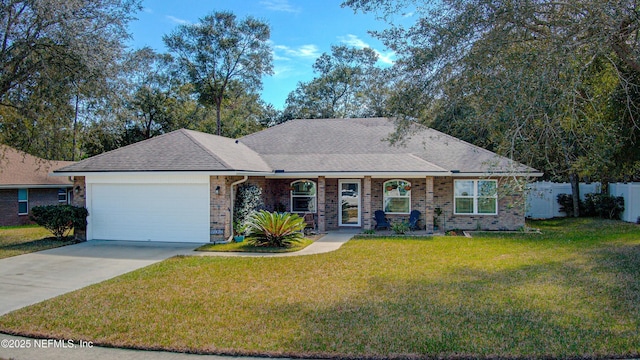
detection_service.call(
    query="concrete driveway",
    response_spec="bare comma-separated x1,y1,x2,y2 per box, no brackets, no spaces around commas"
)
0,240,199,316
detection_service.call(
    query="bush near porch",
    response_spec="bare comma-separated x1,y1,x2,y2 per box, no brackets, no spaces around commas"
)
0,218,639,359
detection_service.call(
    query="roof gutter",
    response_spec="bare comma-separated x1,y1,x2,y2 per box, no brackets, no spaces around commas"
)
264,171,452,179
0,184,73,189
50,170,274,177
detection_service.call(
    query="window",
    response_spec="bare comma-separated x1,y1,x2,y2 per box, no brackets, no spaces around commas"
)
18,189,28,215
383,180,411,214
290,180,316,213
454,180,498,215
58,189,68,203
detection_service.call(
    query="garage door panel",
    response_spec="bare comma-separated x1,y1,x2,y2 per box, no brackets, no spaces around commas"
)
90,183,209,242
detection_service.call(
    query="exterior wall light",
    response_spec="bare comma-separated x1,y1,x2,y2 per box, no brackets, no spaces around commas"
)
215,185,220,195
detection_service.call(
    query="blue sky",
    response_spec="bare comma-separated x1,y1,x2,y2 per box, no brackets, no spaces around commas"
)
127,0,403,110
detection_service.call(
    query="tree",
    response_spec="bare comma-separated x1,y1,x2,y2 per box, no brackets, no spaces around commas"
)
345,0,640,215
118,48,180,139
0,0,141,160
284,45,392,119
163,11,273,136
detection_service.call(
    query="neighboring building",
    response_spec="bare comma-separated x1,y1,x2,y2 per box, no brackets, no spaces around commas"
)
0,146,74,226
54,118,542,242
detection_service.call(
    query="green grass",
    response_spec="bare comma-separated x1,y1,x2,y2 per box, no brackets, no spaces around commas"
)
0,225,77,259
196,236,317,253
0,218,639,358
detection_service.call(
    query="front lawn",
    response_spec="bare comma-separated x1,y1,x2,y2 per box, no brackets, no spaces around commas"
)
0,218,639,358
0,225,77,259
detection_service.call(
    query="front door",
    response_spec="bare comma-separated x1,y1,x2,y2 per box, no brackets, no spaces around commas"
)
339,180,361,226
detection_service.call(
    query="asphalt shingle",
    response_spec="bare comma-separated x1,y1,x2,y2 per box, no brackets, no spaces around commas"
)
54,118,538,174
0,146,74,186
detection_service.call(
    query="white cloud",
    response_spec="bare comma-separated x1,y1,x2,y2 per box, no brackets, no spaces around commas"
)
142,7,153,14
166,15,190,25
274,44,320,59
402,11,414,17
339,34,369,48
260,0,301,13
338,34,396,65
273,65,294,77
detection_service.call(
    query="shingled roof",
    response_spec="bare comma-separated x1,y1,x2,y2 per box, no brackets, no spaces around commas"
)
0,146,74,187
240,118,536,174
55,129,271,173
55,118,538,175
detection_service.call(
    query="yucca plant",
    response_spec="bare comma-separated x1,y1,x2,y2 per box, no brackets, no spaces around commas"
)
246,210,305,247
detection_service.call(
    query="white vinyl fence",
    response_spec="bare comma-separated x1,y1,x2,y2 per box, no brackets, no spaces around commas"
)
608,183,640,223
525,181,602,219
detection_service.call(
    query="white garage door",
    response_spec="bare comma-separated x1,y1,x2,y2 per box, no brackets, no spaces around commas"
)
89,183,209,242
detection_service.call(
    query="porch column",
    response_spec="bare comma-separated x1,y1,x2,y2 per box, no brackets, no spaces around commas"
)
363,176,372,230
72,176,87,241
317,176,326,232
210,176,231,241
425,176,434,234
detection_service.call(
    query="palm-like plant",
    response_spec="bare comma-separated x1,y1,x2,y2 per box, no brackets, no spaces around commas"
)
246,210,305,247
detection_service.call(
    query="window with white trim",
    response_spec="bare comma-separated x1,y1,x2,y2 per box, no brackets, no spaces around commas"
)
18,188,28,215
290,180,316,213
383,179,411,214
58,188,68,203
454,180,498,215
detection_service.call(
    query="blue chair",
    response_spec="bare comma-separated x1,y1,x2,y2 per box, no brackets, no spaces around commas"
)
374,210,391,230
408,210,421,230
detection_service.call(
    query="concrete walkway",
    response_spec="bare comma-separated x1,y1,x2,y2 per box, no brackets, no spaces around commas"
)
0,231,357,360
196,229,358,257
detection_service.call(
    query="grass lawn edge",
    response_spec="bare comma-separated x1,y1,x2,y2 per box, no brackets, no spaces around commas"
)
9,328,634,360
3,328,639,360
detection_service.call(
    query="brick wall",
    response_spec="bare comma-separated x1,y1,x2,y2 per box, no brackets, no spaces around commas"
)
0,188,69,226
71,177,86,240
371,178,428,229
208,175,525,234
433,177,525,231
0,189,23,226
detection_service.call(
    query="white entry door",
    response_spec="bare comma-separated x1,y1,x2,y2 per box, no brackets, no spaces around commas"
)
339,180,361,227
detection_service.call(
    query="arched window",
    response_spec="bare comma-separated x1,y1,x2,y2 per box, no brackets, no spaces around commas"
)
383,179,411,214
290,180,316,213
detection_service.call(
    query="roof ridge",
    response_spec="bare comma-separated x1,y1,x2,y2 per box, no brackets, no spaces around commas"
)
179,129,234,170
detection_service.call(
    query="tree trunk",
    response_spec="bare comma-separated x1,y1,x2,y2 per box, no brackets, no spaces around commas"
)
569,173,580,217
72,93,79,161
216,102,222,136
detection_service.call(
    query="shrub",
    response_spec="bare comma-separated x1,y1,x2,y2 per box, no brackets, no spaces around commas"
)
557,194,583,217
30,205,88,240
234,184,264,227
392,221,409,234
584,193,625,220
246,210,305,247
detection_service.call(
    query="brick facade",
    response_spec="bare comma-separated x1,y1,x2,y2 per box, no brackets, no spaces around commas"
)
0,187,72,227
227,176,525,233
70,174,525,241
432,177,525,231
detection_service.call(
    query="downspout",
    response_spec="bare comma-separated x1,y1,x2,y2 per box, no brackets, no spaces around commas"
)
228,175,248,241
